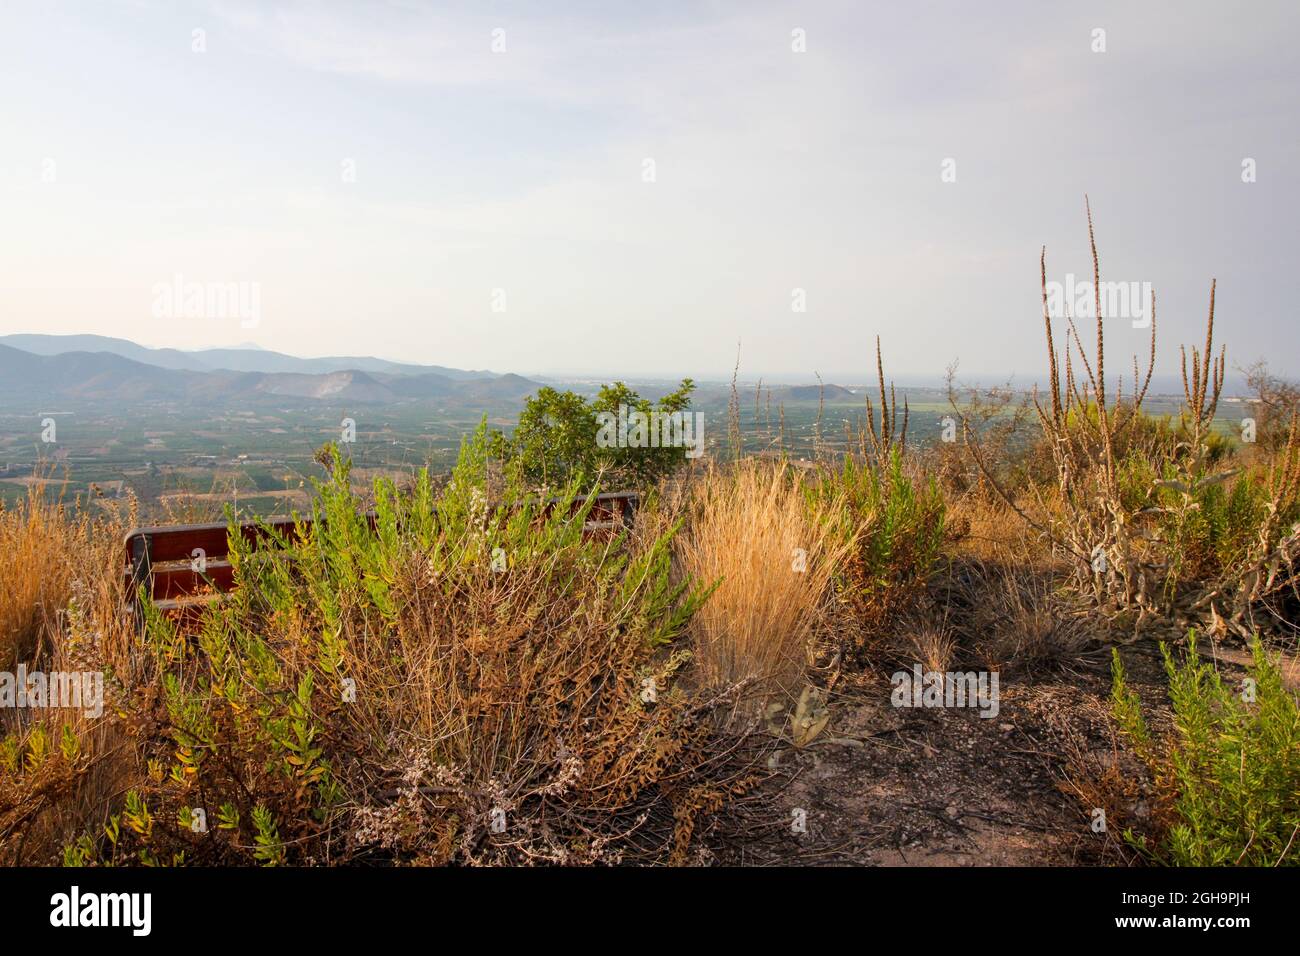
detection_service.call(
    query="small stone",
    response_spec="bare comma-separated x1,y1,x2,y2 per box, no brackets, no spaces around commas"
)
999,723,1014,732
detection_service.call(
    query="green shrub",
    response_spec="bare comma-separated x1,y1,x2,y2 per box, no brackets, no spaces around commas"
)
1062,404,1233,468
62,424,743,866
812,449,946,644
1109,422,1294,605
1154,469,1274,593
1111,632,1300,866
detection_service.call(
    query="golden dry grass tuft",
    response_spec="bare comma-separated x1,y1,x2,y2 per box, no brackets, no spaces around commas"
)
675,460,850,697
0,480,131,671
904,624,956,674
0,480,140,865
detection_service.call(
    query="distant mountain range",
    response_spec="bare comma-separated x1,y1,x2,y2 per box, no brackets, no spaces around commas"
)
0,334,497,379
0,335,541,407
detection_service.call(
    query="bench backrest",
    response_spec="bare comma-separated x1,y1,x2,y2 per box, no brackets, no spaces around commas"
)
124,491,640,616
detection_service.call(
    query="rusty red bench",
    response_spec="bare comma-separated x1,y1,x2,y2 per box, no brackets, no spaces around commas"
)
123,491,640,617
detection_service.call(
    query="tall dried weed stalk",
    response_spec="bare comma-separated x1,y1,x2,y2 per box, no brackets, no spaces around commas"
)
958,199,1300,633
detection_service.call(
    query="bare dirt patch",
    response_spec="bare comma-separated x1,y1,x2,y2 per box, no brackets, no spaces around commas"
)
718,646,1184,866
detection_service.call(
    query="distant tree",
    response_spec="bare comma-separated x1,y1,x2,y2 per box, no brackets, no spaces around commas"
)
500,387,598,487
501,379,697,489
1244,361,1300,453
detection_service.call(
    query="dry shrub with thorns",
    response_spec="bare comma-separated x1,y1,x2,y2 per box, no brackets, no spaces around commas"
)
940,369,1037,501
1244,361,1300,454
1019,198,1159,610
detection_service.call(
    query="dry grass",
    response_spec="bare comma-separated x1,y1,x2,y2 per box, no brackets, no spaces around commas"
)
930,491,1094,674
904,624,955,674
0,479,140,865
0,479,131,672
970,560,1091,672
945,490,1040,563
675,460,849,698
0,485,74,669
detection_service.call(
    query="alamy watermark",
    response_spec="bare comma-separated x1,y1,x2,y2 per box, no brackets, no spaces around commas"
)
1045,273,1152,329
0,666,103,718
151,273,261,329
50,886,150,936
890,663,999,718
596,404,705,459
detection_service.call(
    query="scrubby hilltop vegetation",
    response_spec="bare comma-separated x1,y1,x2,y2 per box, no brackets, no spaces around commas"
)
2,219,1299,867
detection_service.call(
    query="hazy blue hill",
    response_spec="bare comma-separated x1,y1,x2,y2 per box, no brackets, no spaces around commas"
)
0,342,542,408
456,373,545,402
0,334,212,372
381,372,460,398
187,348,493,379
0,343,189,401
785,384,858,402
0,334,496,380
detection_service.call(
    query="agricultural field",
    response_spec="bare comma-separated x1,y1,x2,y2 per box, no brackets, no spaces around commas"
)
0,384,1245,518
0,399,519,517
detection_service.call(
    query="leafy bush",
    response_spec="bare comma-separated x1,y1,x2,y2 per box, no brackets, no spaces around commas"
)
53,426,760,866
1110,437,1300,610
1154,468,1275,593
500,379,697,489
1065,404,1233,471
812,449,946,648
1111,632,1300,866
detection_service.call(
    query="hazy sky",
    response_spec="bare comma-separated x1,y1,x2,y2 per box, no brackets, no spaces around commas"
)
1,0,1296,382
